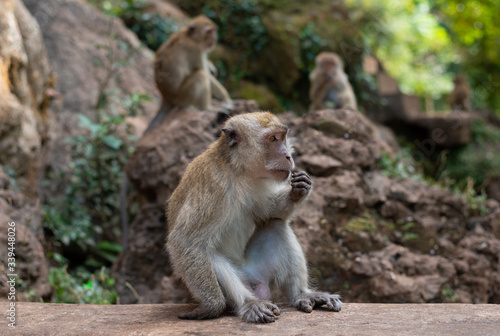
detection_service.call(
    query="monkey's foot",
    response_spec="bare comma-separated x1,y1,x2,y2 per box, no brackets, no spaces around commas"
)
178,303,225,320
294,292,342,313
238,300,281,323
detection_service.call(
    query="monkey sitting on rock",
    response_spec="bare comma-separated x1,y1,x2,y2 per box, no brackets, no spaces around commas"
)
166,112,342,323
150,15,232,131
309,52,358,111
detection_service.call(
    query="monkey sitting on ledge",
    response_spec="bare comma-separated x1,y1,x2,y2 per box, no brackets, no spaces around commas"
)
166,112,342,323
309,52,358,111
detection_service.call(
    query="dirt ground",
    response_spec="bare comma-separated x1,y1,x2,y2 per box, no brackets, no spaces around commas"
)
4,303,499,335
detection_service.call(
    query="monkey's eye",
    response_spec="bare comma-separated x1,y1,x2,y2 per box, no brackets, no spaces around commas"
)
269,135,277,142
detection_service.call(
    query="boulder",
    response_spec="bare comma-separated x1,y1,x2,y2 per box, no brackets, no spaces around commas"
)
22,0,159,180
114,107,500,305
0,0,52,176
0,167,51,300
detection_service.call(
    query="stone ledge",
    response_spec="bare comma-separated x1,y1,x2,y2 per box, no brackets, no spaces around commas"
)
5,303,500,335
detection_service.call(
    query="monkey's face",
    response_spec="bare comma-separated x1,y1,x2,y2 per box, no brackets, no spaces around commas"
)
221,112,294,181
316,52,342,74
263,130,294,181
188,16,219,51
203,26,218,50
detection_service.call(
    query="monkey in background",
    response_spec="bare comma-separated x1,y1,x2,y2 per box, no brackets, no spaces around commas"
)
167,112,342,323
309,52,358,112
449,75,471,112
121,16,233,250
150,15,232,131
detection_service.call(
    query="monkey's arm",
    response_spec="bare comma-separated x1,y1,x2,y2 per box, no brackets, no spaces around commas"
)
209,73,232,103
309,75,332,111
267,171,312,221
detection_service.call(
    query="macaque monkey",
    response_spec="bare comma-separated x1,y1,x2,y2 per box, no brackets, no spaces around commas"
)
309,52,358,112
449,75,471,112
166,112,342,323
150,15,232,131
121,16,233,249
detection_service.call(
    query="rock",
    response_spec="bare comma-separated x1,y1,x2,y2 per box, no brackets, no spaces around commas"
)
142,0,188,21
306,109,377,143
0,167,50,300
116,106,500,305
0,0,52,175
486,176,500,203
14,302,500,335
113,204,171,304
412,112,474,147
365,244,456,302
362,172,391,206
298,154,342,177
234,81,282,111
484,209,500,238
23,0,159,181
124,108,219,204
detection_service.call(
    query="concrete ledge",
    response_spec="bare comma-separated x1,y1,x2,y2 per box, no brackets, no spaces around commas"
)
7,303,500,335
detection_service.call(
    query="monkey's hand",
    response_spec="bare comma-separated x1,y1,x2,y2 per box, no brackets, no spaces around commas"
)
294,292,342,313
290,171,312,202
238,300,281,323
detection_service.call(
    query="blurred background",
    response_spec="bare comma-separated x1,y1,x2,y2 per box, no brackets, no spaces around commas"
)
1,0,499,305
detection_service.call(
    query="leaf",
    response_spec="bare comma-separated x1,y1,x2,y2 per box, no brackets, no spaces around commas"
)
77,114,101,134
102,135,123,150
97,241,122,253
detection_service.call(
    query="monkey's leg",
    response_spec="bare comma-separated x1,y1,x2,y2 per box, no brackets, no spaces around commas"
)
263,222,342,313
170,249,227,320
209,73,231,104
212,254,280,323
178,70,211,110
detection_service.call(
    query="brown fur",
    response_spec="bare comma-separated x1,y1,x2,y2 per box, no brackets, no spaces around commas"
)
309,52,357,111
449,75,471,111
166,112,342,323
154,15,231,113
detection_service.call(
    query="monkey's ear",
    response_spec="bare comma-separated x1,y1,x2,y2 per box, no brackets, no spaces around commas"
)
188,25,196,36
222,127,238,147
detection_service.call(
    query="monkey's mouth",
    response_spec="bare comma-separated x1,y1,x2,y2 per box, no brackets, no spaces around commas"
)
271,169,291,179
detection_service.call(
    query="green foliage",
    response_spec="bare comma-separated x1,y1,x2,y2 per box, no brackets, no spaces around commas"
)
299,22,328,72
345,0,455,98
91,0,179,51
438,119,500,190
43,36,149,260
344,213,377,234
441,284,458,302
434,0,500,113
49,265,118,304
379,149,425,181
43,200,94,249
203,0,269,55
1,165,19,192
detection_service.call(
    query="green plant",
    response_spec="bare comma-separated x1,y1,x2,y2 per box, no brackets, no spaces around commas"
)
344,214,377,234
441,284,458,302
42,35,150,257
379,149,425,181
299,22,328,72
437,119,500,207
49,265,118,304
452,178,490,216
1,165,19,192
203,0,269,55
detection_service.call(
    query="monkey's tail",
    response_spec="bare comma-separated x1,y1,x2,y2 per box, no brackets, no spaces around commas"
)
143,101,171,134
